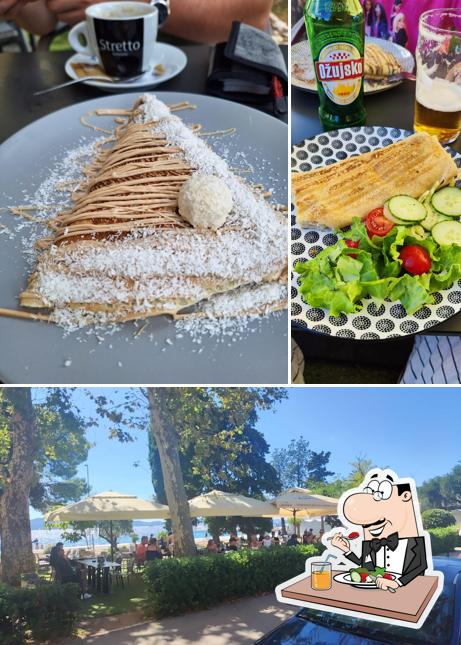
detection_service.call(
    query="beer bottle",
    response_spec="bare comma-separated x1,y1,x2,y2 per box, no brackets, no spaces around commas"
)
304,0,366,131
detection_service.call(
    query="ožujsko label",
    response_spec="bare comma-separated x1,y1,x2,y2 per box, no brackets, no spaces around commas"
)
315,42,363,106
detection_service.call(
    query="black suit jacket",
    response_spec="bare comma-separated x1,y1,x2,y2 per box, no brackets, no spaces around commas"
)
344,536,427,586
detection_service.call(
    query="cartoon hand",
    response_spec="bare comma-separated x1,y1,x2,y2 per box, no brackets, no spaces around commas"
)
375,576,399,591
330,532,350,553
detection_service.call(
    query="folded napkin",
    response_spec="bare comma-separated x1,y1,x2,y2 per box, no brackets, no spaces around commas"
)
207,21,288,116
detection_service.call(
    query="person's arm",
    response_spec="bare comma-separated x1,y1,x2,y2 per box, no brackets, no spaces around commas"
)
13,0,57,34
163,0,273,43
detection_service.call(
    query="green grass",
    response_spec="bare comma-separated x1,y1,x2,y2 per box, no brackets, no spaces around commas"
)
81,574,146,619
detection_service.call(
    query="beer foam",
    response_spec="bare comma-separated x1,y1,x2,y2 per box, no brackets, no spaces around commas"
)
416,72,461,113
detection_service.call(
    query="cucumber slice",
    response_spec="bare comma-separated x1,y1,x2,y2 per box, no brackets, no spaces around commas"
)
421,204,451,231
388,195,427,222
350,571,362,583
431,187,461,217
432,220,461,246
383,201,408,225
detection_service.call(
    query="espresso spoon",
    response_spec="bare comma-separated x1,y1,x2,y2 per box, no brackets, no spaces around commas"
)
33,72,145,96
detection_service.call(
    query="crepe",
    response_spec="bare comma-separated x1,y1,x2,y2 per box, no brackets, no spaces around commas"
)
20,94,287,328
293,132,458,230
364,44,402,80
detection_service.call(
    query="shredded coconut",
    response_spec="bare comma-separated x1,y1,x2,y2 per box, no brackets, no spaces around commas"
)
9,95,287,343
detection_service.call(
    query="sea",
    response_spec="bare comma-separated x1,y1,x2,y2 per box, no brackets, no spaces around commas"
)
31,523,213,549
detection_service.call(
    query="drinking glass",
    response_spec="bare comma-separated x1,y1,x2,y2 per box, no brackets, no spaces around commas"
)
414,9,461,144
311,561,332,590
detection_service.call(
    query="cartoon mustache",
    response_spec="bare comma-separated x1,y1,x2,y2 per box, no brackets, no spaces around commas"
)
361,517,386,529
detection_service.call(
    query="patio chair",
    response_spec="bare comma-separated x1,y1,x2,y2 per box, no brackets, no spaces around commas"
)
0,20,31,52
112,557,134,590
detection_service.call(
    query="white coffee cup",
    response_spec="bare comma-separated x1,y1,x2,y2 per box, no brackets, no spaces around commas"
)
69,1,158,78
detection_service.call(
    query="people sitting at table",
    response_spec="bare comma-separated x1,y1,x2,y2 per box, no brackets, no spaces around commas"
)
50,543,91,599
135,536,148,566
315,529,325,544
227,536,239,551
3,0,273,44
287,534,299,546
302,528,314,545
249,534,261,550
145,537,163,561
206,539,219,554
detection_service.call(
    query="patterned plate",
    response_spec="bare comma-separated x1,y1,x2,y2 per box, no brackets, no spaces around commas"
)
291,126,461,340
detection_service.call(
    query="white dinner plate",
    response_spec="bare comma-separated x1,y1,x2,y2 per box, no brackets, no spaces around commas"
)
65,43,187,91
334,571,399,588
0,92,287,383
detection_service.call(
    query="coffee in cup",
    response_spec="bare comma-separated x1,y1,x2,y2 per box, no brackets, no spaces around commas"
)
69,1,158,79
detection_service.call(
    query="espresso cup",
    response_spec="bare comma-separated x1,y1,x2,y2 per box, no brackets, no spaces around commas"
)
68,1,158,78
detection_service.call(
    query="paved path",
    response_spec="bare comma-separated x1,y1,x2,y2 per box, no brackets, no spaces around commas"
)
66,594,295,645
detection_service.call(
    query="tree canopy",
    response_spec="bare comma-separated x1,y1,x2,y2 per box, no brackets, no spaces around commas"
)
146,388,286,538
0,388,90,513
271,437,334,490
419,464,461,511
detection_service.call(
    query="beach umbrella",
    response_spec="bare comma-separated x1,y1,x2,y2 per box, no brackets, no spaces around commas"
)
271,488,339,534
187,490,277,518
46,491,170,559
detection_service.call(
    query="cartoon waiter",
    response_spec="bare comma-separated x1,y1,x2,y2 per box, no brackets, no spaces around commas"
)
276,469,443,629
330,469,428,591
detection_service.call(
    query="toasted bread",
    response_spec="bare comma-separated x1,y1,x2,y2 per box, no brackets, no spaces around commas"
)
293,132,458,230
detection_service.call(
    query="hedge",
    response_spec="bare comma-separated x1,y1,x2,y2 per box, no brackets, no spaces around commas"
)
144,544,322,618
422,509,457,529
428,526,461,555
0,582,80,644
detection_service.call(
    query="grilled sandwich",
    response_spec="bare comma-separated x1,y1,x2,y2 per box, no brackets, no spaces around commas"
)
293,132,458,230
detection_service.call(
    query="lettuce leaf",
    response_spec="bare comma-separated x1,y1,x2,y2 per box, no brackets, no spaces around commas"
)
295,218,461,317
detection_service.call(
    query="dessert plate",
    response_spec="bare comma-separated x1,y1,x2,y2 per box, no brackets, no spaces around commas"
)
0,92,287,383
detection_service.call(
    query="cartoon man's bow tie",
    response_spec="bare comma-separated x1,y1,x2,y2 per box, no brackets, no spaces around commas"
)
370,532,399,552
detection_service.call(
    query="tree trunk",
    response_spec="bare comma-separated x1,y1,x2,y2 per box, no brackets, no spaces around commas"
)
0,389,38,586
147,388,196,557
281,516,287,536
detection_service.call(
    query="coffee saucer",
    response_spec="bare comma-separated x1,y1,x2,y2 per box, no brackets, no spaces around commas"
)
65,43,187,91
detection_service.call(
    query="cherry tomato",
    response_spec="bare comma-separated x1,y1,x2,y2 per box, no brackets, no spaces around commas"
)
399,245,432,275
365,207,394,238
348,531,360,540
345,239,359,258
383,573,394,580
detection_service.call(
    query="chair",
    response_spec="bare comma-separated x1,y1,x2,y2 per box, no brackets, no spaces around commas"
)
0,21,31,52
112,557,134,589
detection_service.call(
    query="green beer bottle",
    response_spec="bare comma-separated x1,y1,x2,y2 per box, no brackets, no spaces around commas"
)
304,0,367,131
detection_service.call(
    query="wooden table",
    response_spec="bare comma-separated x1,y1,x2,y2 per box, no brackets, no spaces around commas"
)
78,558,120,594
279,569,440,625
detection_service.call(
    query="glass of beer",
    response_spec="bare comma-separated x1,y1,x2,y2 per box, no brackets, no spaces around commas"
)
311,561,332,590
414,9,461,144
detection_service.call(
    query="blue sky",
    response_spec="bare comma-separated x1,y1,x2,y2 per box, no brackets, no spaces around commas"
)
31,387,460,518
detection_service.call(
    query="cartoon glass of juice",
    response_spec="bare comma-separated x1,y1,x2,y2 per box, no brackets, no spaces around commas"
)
311,561,332,590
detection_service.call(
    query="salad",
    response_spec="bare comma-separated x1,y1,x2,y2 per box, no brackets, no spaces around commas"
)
349,566,394,584
295,184,461,317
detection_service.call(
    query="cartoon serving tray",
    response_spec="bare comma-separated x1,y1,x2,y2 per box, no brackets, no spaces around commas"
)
275,469,444,629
